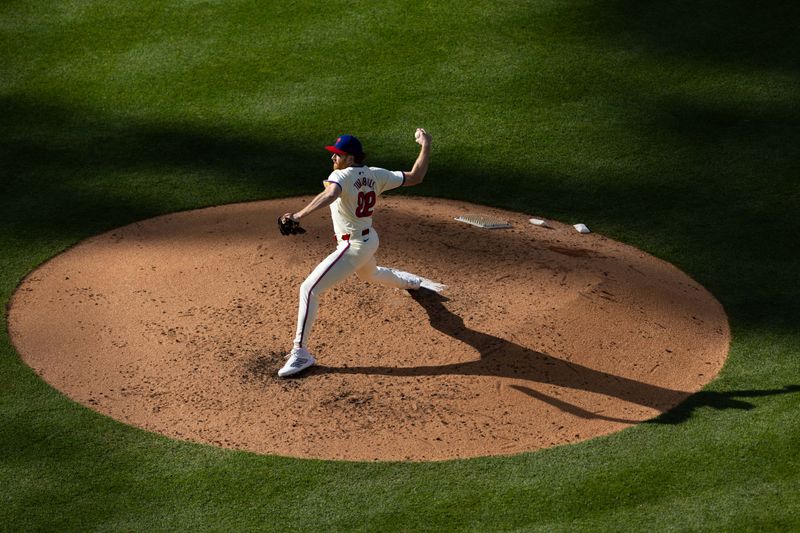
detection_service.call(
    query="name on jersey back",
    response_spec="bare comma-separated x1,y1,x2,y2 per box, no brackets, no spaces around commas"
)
353,177,375,191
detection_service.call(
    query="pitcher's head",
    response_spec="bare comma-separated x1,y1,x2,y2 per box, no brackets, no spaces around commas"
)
325,134,365,168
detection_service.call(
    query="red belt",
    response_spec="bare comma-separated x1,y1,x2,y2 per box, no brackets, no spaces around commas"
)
339,228,370,241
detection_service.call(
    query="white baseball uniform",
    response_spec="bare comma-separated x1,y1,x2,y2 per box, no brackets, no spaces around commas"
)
292,165,423,350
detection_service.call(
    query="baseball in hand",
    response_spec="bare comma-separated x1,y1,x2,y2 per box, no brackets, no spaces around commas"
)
415,128,428,144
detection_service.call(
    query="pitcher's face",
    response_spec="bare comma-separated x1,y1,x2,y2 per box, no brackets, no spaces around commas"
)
331,152,354,170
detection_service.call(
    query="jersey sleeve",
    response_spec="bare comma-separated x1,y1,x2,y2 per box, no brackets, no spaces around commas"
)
324,170,345,190
370,167,405,195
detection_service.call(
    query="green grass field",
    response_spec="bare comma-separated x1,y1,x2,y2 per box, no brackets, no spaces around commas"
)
2,0,799,530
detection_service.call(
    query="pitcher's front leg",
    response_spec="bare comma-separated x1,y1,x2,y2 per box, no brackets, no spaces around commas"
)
293,243,354,349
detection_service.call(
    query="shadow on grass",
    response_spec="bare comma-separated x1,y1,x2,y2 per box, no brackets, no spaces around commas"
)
2,79,798,339
593,0,800,73
647,384,800,425
0,95,324,241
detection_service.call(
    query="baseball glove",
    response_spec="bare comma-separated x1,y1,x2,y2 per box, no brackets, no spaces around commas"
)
278,215,306,236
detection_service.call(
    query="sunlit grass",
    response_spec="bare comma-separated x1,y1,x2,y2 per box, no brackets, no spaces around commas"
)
2,0,799,530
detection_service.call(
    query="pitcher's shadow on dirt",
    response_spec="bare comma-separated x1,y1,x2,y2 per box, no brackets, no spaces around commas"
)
316,290,800,424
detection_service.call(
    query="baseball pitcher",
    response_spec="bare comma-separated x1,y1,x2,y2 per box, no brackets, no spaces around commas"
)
276,129,445,377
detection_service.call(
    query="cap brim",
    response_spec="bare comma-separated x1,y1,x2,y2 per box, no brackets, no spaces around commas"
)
325,145,348,155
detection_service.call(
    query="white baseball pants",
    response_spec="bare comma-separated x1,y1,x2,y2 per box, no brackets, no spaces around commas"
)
293,230,420,350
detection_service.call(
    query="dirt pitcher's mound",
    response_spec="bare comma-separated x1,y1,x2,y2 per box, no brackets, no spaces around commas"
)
8,197,729,461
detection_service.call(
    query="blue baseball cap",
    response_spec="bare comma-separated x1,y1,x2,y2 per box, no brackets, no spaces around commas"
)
325,134,364,157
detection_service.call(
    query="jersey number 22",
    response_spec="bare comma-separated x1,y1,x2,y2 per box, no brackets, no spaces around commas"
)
355,191,376,218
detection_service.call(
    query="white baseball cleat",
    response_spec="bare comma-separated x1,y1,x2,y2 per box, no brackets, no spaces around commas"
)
278,347,316,377
418,277,447,293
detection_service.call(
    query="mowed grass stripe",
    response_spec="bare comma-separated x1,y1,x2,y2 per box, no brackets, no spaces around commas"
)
2,0,799,530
